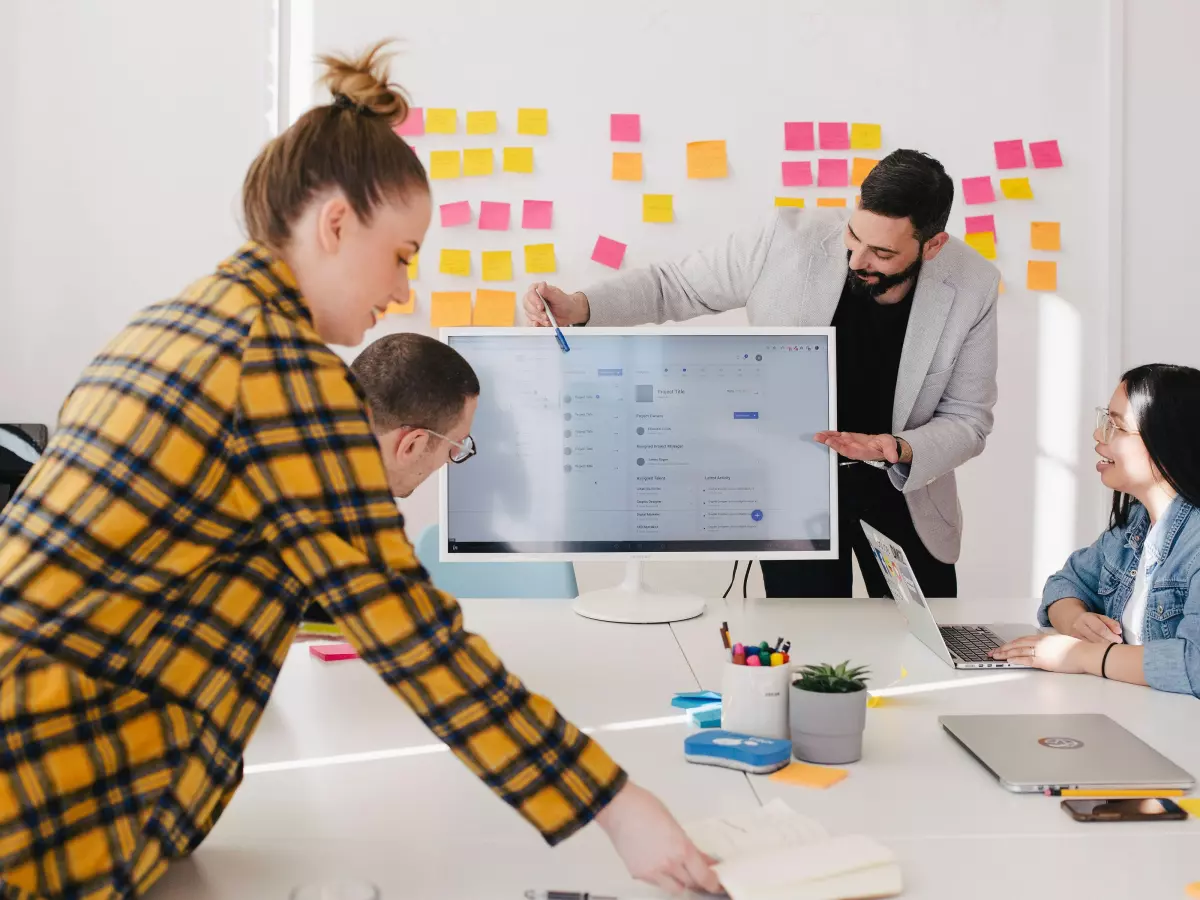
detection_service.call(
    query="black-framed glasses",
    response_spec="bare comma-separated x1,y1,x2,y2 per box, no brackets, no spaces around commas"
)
417,428,476,464
1095,407,1138,444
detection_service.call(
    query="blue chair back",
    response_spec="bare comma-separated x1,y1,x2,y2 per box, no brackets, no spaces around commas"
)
413,524,578,599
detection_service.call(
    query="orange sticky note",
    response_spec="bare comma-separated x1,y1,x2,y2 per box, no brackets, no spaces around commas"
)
407,253,418,280
481,250,513,282
851,157,878,187
817,197,847,208
524,243,556,274
463,148,494,177
612,151,643,181
998,279,1007,295
503,147,534,173
1000,177,1034,200
517,108,548,136
439,249,471,277
466,111,497,135
424,108,457,134
1031,221,1061,251
686,140,727,179
850,123,882,150
429,150,461,180
429,291,472,327
473,289,517,326
964,231,997,260
1027,260,1058,292
387,289,416,316
643,194,674,223
775,197,805,208
768,762,849,790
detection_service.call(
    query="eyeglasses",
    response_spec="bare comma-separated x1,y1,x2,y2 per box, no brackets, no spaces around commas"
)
422,428,476,464
1095,407,1139,444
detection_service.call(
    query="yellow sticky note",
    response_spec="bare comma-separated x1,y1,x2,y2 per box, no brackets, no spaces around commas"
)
407,253,418,280
768,762,849,790
466,111,497,135
817,197,847,208
867,695,889,708
481,250,513,282
424,108,457,134
429,150,461,180
1027,260,1058,292
1031,221,1061,251
387,289,416,316
775,197,805,208
439,249,471,277
463,148,494,177
524,243,556,274
429,291,472,328
612,151,643,181
473,289,517,326
517,108,548,136
503,147,534,173
1178,798,1200,817
850,123,882,150
1000,177,1034,200
851,157,878,187
998,279,1006,295
643,194,674,223
964,231,997,260
686,140,727,179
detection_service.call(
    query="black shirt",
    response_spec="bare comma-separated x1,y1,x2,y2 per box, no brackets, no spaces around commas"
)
830,277,916,437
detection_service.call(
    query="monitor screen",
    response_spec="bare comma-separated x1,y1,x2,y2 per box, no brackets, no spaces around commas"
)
440,328,837,561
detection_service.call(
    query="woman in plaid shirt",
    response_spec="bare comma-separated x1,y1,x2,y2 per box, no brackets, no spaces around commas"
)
0,41,718,899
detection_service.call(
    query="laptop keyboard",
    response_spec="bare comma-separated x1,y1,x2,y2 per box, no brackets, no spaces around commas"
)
940,625,1004,662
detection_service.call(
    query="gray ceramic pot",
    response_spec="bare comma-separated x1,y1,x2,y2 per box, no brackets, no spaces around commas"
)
788,683,868,764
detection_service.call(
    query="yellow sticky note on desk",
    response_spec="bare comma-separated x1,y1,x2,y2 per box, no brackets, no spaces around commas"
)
517,107,548,136
466,110,497,135
429,292,472,327
687,140,727,179
463,148,494,176
851,157,878,187
503,147,534,173
425,108,457,134
1031,221,1061,251
407,253,418,280
1027,260,1058,292
1000,177,1034,200
429,150,461,180
473,289,517,326
481,250,513,282
439,249,471,277
643,193,674,223
850,123,882,150
768,762,849,790
612,151,643,181
964,231,997,260
387,289,416,316
524,243,557,274
1177,798,1200,817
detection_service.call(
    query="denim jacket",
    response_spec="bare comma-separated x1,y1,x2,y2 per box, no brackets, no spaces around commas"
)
1039,497,1200,697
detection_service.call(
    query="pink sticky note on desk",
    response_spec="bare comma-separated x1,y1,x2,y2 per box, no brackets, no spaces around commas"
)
784,121,814,151
818,122,850,150
591,235,627,270
818,158,849,187
962,176,996,205
965,214,996,236
782,161,813,187
611,113,641,142
310,642,359,662
439,201,472,228
478,201,511,231
1030,140,1063,168
522,200,553,229
392,107,424,137
994,140,1027,170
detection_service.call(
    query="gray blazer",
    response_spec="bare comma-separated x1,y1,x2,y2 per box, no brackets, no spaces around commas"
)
584,208,1000,564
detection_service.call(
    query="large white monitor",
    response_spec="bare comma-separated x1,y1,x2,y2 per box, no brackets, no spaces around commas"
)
439,327,837,623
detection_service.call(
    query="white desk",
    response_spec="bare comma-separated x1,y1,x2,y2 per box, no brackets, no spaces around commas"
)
150,598,1200,900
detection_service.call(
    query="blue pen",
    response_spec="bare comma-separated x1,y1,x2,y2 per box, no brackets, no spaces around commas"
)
536,287,570,353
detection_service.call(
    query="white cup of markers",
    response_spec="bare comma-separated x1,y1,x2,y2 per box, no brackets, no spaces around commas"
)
719,622,794,740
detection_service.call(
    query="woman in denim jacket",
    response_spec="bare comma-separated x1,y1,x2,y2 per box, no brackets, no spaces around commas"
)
990,364,1200,696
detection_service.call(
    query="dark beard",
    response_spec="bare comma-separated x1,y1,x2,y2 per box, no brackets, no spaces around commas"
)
846,249,923,300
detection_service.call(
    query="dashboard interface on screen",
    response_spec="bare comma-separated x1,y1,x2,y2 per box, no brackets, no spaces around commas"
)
443,331,834,556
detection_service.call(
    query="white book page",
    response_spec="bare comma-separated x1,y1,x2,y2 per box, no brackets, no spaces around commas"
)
684,799,828,863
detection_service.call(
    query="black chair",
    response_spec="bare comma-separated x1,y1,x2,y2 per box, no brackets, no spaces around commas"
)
0,424,47,508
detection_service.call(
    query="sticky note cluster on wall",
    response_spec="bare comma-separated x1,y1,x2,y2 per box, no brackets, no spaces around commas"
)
779,120,879,207
429,290,518,327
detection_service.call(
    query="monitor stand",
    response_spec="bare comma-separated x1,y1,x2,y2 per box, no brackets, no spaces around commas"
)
572,561,707,624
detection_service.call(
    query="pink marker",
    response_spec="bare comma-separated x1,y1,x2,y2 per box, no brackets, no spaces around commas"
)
746,655,763,667
310,642,359,662
732,643,745,655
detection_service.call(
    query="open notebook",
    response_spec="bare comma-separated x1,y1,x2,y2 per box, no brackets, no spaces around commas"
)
685,800,902,900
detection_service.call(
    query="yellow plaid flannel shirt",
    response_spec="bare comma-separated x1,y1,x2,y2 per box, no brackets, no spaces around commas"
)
0,244,626,900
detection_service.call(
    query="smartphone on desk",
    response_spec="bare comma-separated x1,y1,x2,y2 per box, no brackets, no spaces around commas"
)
1062,798,1188,822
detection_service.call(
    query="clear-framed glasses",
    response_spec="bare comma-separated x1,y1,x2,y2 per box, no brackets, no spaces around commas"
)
410,427,476,464
1095,407,1139,444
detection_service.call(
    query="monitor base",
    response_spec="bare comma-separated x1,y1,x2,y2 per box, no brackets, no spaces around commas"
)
572,561,707,624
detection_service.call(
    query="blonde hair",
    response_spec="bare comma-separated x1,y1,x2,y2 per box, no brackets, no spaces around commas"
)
242,39,427,247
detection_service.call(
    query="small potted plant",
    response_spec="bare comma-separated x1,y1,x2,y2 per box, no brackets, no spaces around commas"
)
789,661,870,764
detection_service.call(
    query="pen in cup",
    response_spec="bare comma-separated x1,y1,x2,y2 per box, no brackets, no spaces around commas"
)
534,287,570,353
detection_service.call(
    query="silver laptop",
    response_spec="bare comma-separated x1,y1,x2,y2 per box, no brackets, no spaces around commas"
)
941,714,1195,793
860,521,1031,669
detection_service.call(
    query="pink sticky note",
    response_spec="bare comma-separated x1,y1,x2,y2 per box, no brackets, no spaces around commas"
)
818,122,850,150
439,200,472,228
818,158,849,187
611,113,641,142
522,200,553,229
994,140,1026,170
478,201,511,231
591,236,627,270
962,176,996,205
310,642,359,662
393,107,424,137
784,121,815,151
782,161,813,187
1030,140,1063,168
965,214,996,236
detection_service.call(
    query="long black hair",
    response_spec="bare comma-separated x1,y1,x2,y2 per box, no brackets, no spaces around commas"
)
1111,364,1200,528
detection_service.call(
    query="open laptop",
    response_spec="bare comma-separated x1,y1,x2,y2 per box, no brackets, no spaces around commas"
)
860,521,1032,669
940,714,1195,793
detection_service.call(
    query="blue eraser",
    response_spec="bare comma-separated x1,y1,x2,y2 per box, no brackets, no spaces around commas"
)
684,730,792,774
687,702,723,728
